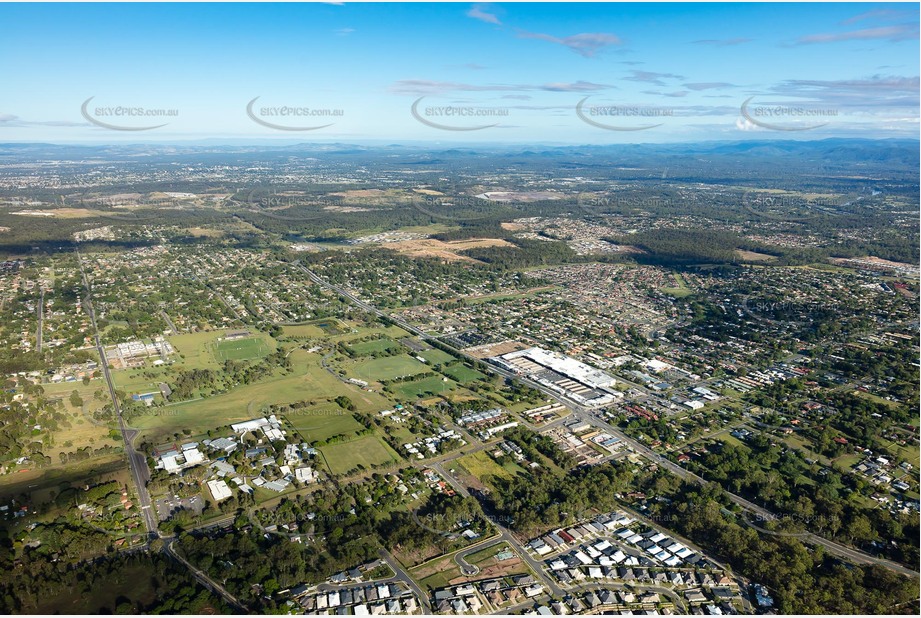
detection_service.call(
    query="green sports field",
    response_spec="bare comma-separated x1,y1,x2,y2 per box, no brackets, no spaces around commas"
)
347,337,401,356
418,348,455,365
214,336,272,361
350,354,429,382
130,347,392,443
167,329,275,369
441,362,486,382
391,375,456,399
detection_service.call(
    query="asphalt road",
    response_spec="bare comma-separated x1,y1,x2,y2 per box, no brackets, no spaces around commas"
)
455,537,505,576
377,548,433,613
36,288,43,352
427,461,566,598
300,264,919,579
160,309,179,334
77,251,158,537
163,537,248,612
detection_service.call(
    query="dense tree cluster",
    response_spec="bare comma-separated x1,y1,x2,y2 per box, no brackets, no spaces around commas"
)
637,477,920,615
0,550,229,614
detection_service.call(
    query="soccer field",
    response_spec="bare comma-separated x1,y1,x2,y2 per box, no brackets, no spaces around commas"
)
441,362,486,382
418,348,455,365
392,375,456,399
214,336,271,361
347,337,401,356
351,354,429,381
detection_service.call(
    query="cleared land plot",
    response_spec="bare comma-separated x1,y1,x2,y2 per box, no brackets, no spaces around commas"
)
441,362,486,382
386,238,515,263
418,348,455,365
417,567,462,592
391,375,457,399
320,436,399,475
736,249,777,262
413,543,531,591
214,336,271,361
456,451,513,481
351,354,429,381
463,340,528,359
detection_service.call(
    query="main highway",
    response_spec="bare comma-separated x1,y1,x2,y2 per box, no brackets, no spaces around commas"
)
298,263,919,579
77,251,159,537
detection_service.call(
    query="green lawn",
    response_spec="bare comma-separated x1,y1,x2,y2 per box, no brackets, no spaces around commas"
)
466,542,513,566
833,452,863,471
282,318,349,335
132,348,391,443
288,404,366,442
166,330,227,370
418,348,455,365
441,362,486,383
348,338,401,356
351,354,430,382
457,451,513,481
320,436,400,474
417,568,461,592
39,380,117,454
391,375,456,399
661,287,694,298
281,323,327,338
214,336,271,361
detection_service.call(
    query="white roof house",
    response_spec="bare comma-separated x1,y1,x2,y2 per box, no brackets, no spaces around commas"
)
206,479,232,502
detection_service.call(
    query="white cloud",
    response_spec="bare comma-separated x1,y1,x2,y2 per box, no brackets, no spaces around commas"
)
467,4,501,25
793,24,918,45
389,79,611,95
692,37,752,46
517,31,621,57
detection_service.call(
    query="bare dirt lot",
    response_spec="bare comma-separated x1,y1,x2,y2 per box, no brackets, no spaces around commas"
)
463,340,529,359
448,556,528,585
386,238,515,262
736,249,776,262
329,189,389,198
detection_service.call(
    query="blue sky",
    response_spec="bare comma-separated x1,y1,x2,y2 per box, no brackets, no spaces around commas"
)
0,2,918,143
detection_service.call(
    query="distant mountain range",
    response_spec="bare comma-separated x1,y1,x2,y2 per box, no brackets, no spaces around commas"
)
0,138,917,169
